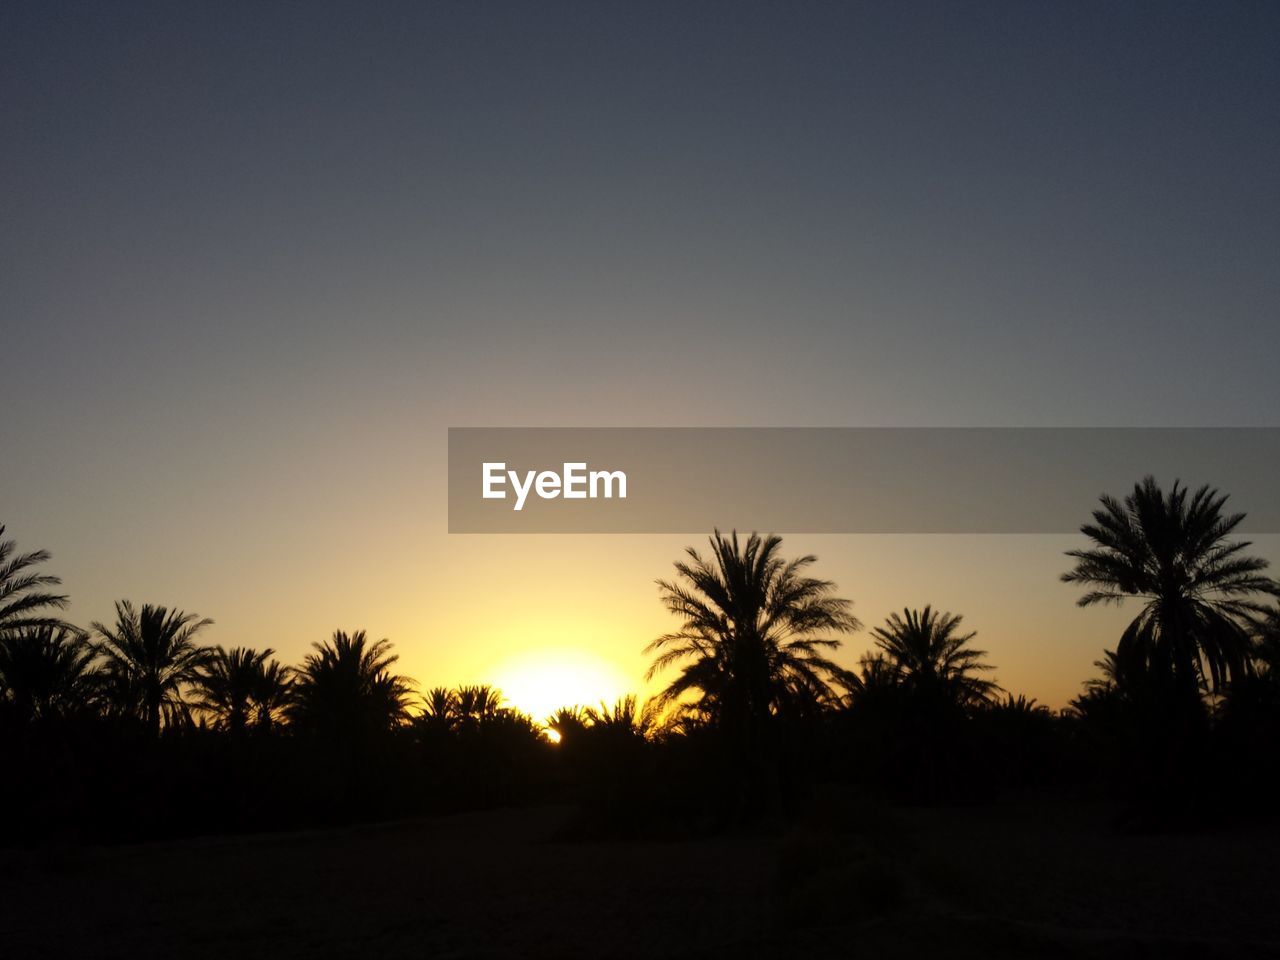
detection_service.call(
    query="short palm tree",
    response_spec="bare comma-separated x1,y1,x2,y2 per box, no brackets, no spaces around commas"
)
479,705,546,743
584,695,657,740
194,646,289,733
838,652,900,706
412,686,458,740
0,524,69,637
1254,606,1280,676
988,693,1050,717
645,531,859,741
1067,650,1135,724
1062,477,1278,706
289,630,413,736
0,624,98,724
422,686,457,722
91,601,214,736
453,684,504,732
1082,649,1125,697
870,606,999,708
546,704,588,739
252,659,294,730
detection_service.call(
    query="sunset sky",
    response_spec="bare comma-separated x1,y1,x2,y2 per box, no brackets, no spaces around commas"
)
3,2,1278,713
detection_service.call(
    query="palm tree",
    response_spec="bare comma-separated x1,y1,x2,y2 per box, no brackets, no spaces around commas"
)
422,686,457,724
452,684,504,733
1084,649,1122,695
584,695,657,741
194,646,287,734
869,606,999,708
0,524,68,637
477,705,547,743
0,624,98,725
1080,648,1156,706
1254,606,1280,676
1067,650,1137,728
546,704,588,745
289,630,413,737
91,601,214,736
251,658,294,730
645,531,858,741
838,652,901,706
1062,476,1278,708
988,693,1050,717
411,686,458,742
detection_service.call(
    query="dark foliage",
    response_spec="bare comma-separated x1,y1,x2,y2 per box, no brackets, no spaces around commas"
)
3,494,1280,846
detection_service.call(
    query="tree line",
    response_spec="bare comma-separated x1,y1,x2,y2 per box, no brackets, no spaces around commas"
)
3,475,1280,842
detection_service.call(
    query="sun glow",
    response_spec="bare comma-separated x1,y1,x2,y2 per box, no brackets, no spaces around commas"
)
490,648,633,724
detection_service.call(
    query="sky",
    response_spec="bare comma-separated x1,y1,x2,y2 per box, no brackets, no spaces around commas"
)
2,1,1278,713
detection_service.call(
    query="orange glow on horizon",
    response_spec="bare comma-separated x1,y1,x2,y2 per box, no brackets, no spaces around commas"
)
490,647,634,723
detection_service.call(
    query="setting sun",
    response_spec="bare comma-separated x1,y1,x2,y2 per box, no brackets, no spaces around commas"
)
490,648,634,723
7,3,1280,956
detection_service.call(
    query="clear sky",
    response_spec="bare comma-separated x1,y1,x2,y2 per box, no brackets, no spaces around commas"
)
3,2,1278,712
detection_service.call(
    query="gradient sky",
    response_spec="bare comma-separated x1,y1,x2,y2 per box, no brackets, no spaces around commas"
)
3,2,1278,712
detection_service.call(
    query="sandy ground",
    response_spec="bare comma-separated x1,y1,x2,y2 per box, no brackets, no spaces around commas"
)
2,796,1279,958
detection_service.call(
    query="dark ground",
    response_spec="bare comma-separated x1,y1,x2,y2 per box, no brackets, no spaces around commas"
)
3,791,1279,959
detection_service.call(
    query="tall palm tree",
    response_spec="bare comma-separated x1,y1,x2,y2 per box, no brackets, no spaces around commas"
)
870,606,999,708
194,646,289,734
645,531,859,740
0,624,98,724
1062,476,1278,706
0,524,68,637
289,630,413,736
91,601,214,736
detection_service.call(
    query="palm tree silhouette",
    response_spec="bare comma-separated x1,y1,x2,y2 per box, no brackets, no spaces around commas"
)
0,524,69,636
251,658,294,730
1062,476,1279,708
988,693,1050,717
452,684,504,733
839,652,898,703
1084,650,1123,695
1066,649,1138,731
546,704,588,744
869,606,999,708
1254,606,1280,676
0,624,98,725
422,686,457,724
584,695,657,740
91,601,214,736
194,646,290,734
645,530,858,789
289,630,413,736
411,686,458,744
